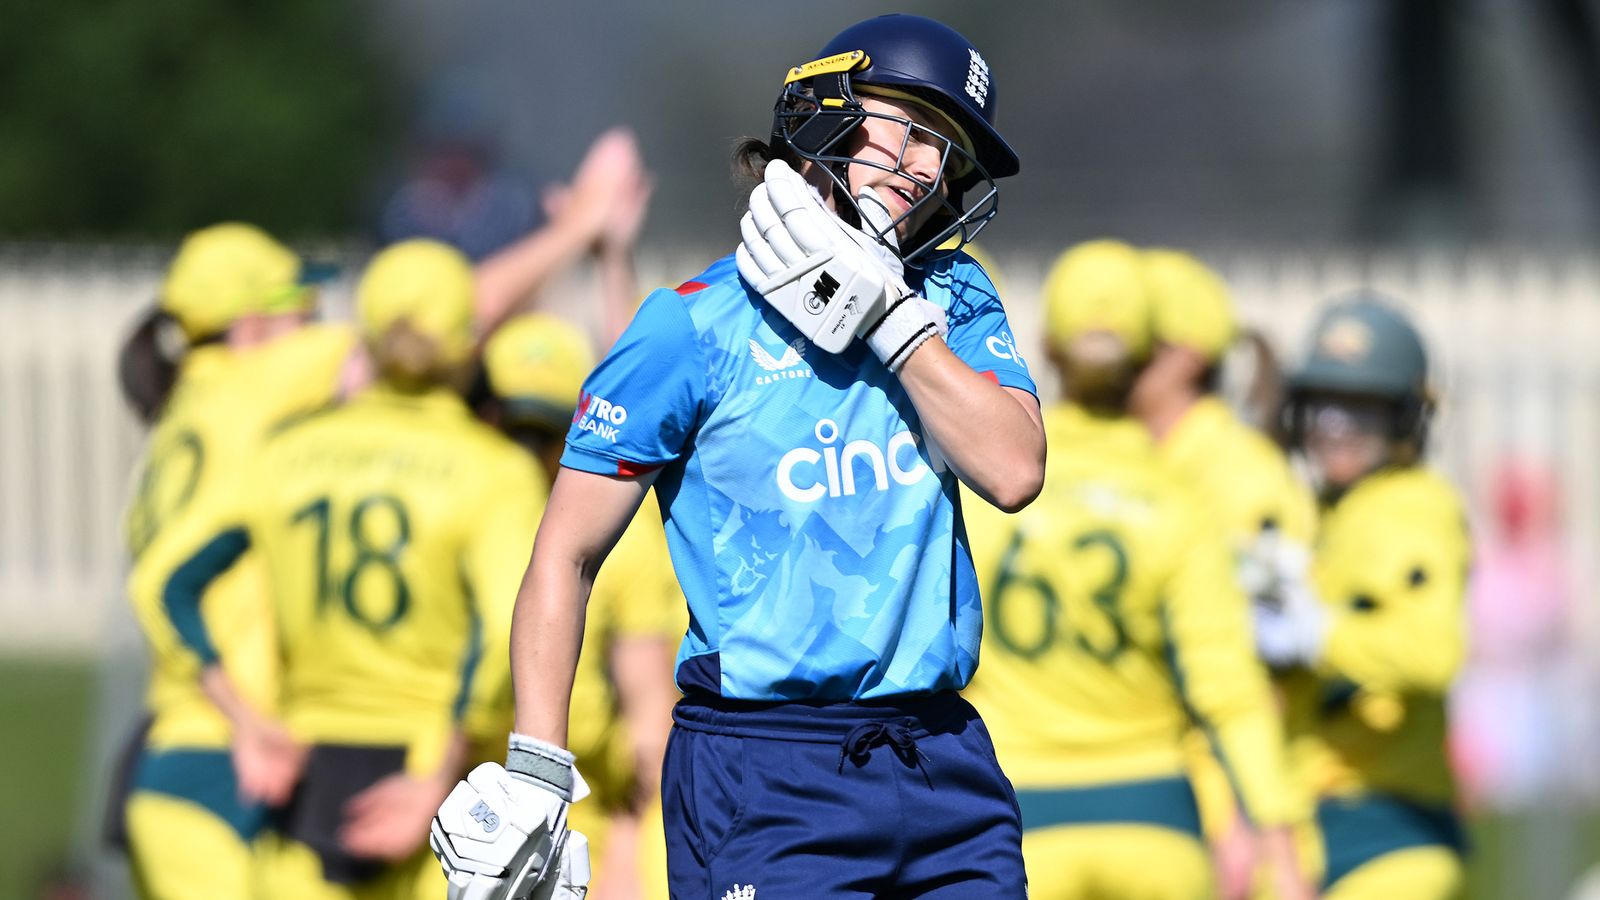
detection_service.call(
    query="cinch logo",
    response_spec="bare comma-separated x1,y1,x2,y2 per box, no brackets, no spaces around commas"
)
777,418,946,503
803,271,840,314
574,390,627,442
986,330,1027,370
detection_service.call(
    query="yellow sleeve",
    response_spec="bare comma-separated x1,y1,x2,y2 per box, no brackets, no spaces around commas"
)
1218,433,1317,548
455,450,546,743
229,323,354,430
1317,511,1468,695
149,440,273,674
1164,514,1304,827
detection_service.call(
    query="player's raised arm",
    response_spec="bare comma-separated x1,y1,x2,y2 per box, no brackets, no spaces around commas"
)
594,144,653,350
735,160,1042,510
473,128,646,338
896,343,1044,511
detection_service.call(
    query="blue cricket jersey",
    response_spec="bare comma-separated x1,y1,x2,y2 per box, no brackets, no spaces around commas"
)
561,251,1035,701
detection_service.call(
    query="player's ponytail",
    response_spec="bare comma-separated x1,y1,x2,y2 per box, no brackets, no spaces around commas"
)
117,304,191,425
1056,333,1138,412
370,318,456,392
1226,327,1289,442
731,137,801,195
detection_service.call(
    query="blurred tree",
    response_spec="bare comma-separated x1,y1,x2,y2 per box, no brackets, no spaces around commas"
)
0,0,398,238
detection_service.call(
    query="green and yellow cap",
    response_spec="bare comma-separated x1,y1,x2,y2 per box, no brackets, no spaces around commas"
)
483,314,595,428
1143,248,1236,361
159,223,309,340
355,239,476,368
1042,239,1153,358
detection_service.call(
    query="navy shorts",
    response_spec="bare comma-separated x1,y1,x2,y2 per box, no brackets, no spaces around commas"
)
1318,791,1466,890
662,692,1027,899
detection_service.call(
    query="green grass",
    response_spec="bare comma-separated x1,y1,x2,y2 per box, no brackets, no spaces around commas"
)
1466,808,1600,900
0,658,1597,899
0,657,96,900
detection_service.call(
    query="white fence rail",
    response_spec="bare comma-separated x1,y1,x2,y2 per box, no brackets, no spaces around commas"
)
2,245,1596,651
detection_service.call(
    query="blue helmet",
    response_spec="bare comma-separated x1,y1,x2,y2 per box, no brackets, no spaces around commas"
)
771,15,1020,264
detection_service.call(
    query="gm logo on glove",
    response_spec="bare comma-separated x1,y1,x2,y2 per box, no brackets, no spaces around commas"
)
803,272,840,314
468,800,501,834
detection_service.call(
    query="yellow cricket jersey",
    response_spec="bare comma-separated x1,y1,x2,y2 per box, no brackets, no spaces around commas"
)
1159,395,1318,836
1160,396,1316,548
124,324,355,750
241,386,545,776
1286,467,1468,806
569,501,686,807
965,403,1300,826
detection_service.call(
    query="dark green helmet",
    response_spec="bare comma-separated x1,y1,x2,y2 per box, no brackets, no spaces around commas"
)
1288,291,1428,402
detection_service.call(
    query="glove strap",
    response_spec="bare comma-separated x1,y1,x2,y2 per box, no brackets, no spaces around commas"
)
863,290,941,372
506,733,577,802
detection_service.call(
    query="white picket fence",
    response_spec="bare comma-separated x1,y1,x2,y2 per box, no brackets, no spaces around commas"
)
1,244,1597,652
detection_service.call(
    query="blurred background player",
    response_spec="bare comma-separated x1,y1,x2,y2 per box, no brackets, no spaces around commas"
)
165,240,548,898
1259,293,1469,899
471,148,673,900
964,240,1311,900
114,223,355,900
109,128,648,900
469,127,651,345
479,313,681,900
1129,245,1319,898
1132,247,1317,571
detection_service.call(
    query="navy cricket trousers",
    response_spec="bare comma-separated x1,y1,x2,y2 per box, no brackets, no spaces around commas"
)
662,692,1028,899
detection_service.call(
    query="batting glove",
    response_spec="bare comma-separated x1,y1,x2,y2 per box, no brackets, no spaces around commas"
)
1237,531,1311,607
430,734,591,900
736,159,945,369
1251,571,1326,670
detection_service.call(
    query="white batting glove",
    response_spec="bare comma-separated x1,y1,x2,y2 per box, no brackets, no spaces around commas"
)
1246,535,1325,669
530,832,590,900
736,160,945,369
430,735,592,900
1253,587,1325,669
1237,531,1311,607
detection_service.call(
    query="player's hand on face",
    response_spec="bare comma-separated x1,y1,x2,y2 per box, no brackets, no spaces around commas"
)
340,771,452,861
231,716,305,807
737,159,944,368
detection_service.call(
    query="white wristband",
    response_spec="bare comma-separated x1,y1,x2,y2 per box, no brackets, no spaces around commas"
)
863,291,946,372
506,732,577,801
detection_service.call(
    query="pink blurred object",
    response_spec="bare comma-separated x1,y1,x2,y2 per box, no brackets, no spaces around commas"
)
1471,457,1566,662
1451,456,1574,810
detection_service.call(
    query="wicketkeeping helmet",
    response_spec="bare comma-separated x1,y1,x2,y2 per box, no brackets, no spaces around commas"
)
771,14,1020,265
1285,291,1433,446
